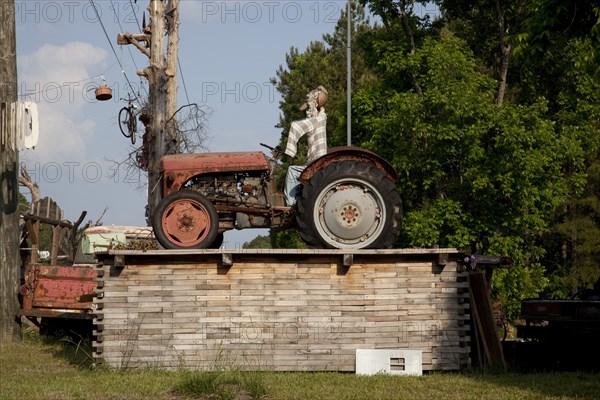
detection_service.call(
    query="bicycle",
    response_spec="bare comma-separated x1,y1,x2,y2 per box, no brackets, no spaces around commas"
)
118,96,139,145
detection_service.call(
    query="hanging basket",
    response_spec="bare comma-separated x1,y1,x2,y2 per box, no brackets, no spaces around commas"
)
95,85,113,101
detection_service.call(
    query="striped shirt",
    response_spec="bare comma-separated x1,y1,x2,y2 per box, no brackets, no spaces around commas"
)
284,109,327,164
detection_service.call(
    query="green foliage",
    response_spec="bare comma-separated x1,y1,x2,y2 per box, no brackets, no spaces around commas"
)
18,192,29,213
492,263,549,321
511,0,600,63
270,229,307,249
37,225,54,253
356,35,497,208
548,156,600,292
352,34,581,317
242,234,272,249
486,233,550,320
517,36,600,295
403,198,473,248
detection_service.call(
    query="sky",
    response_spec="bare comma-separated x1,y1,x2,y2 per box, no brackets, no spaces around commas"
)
14,0,438,248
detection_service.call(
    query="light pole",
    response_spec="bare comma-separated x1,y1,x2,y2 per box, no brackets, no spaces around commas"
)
347,0,352,146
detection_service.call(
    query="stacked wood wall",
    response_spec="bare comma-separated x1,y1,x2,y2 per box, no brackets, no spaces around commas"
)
93,249,470,371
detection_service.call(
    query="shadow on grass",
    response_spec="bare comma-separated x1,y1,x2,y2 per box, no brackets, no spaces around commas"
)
462,340,600,400
23,324,96,369
49,334,96,369
465,369,600,400
504,340,600,373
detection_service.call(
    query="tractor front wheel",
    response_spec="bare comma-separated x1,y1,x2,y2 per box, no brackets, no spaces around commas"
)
153,190,219,249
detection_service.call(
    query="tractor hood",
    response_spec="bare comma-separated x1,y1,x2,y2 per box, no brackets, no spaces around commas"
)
161,152,270,174
160,152,271,196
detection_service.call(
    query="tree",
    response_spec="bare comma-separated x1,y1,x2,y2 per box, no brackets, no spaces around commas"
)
533,37,600,294
352,33,581,318
419,0,600,305
18,163,39,203
243,235,272,249
430,0,528,104
507,2,600,295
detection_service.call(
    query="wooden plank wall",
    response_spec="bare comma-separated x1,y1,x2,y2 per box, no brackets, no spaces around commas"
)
93,250,470,371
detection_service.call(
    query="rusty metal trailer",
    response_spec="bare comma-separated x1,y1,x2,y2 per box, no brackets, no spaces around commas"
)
18,264,97,335
17,224,153,335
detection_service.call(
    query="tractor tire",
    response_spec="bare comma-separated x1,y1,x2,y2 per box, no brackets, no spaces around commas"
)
209,233,224,249
297,160,402,249
153,190,219,249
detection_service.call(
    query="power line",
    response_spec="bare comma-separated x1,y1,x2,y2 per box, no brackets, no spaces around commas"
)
18,61,119,99
105,0,192,108
109,0,140,72
109,0,148,99
129,0,143,33
178,57,191,106
126,0,150,99
88,0,140,105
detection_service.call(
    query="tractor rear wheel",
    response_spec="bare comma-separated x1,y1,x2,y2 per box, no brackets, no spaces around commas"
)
153,190,219,249
297,160,402,249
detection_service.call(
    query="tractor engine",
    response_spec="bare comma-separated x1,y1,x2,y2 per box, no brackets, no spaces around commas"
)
185,172,269,208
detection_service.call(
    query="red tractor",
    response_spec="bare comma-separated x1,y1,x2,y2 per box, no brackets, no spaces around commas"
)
152,145,402,250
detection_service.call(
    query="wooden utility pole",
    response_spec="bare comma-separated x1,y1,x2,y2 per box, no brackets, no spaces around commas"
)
0,0,20,341
118,0,180,222
165,1,180,150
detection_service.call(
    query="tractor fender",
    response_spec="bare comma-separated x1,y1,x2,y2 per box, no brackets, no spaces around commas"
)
299,146,397,185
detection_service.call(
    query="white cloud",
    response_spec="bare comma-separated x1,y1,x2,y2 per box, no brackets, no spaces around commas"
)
18,41,109,163
22,107,95,163
19,41,107,79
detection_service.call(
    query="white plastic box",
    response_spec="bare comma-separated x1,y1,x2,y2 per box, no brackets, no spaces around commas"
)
355,349,423,376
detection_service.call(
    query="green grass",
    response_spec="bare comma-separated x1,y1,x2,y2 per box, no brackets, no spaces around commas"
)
1,331,599,400
175,370,267,399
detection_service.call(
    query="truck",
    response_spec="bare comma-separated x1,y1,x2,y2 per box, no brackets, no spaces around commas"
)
152,145,403,250
517,280,600,342
515,280,600,369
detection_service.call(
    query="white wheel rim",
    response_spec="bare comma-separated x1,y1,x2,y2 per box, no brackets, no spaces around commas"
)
313,177,386,249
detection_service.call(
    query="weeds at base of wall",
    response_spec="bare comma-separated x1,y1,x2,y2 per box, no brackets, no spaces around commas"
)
173,342,269,400
174,369,268,400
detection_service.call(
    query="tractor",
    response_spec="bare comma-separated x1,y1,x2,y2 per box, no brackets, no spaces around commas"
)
152,144,402,250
